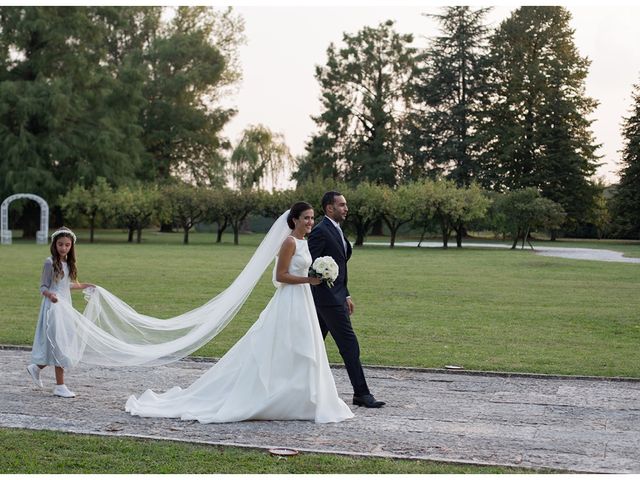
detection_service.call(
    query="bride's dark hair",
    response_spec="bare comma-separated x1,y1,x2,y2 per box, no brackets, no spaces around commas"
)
287,202,314,229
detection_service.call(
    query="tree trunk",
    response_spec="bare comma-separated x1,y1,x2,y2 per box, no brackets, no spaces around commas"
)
183,227,190,245
354,223,365,246
233,223,239,245
456,229,463,248
389,226,398,248
442,227,449,248
136,227,142,244
127,227,134,243
511,228,520,249
417,224,428,248
216,218,228,243
89,215,96,243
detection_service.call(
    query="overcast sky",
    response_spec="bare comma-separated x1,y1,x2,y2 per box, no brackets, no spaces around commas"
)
218,3,640,186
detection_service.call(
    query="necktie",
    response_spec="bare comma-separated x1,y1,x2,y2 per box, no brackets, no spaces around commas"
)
335,223,347,253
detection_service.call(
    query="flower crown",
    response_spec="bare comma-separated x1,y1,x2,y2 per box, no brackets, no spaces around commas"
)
51,228,77,244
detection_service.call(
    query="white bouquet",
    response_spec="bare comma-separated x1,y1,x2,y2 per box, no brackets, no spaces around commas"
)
309,256,339,288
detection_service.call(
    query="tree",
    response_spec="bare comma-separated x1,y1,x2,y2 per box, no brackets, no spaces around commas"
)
291,144,339,185
481,7,600,231
112,184,159,243
418,179,459,248
295,176,341,216
411,179,489,248
611,80,640,239
258,189,297,220
58,178,113,243
138,7,242,185
204,187,230,243
405,6,492,185
449,183,491,247
344,182,384,246
297,20,415,186
590,187,611,240
159,183,209,244
494,188,566,249
409,180,438,247
379,184,414,248
229,125,292,190
0,7,148,234
222,189,259,245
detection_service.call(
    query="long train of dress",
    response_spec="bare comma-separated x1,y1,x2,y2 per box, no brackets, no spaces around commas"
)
125,238,354,423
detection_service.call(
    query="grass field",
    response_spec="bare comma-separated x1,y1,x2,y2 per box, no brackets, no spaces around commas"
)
0,428,553,474
2,229,639,474
2,228,640,377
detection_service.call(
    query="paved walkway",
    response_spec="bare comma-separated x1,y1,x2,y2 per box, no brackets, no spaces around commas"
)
2,348,639,473
366,241,640,264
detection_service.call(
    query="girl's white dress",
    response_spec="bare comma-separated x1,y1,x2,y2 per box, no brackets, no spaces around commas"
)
31,258,72,367
125,238,354,423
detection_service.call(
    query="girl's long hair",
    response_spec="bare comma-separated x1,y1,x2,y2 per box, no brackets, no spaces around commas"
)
50,230,78,282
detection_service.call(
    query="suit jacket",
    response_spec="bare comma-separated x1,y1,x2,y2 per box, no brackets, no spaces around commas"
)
308,217,352,306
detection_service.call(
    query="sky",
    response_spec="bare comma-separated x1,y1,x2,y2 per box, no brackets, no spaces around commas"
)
217,3,640,187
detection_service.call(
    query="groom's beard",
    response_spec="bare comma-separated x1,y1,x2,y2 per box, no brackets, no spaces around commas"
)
328,212,346,224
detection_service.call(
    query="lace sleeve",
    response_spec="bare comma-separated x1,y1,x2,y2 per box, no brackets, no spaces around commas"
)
40,259,53,294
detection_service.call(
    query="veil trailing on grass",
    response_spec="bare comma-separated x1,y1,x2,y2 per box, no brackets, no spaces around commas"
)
49,210,292,367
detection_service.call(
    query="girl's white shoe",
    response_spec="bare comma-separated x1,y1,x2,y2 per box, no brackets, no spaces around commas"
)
53,384,76,398
27,364,43,388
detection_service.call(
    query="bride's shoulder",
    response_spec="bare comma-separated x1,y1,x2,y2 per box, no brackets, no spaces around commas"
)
278,236,298,257
281,235,297,247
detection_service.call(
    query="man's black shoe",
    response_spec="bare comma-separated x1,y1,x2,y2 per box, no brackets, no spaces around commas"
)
353,394,385,408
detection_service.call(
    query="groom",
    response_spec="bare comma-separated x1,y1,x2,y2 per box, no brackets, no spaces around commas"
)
308,191,385,408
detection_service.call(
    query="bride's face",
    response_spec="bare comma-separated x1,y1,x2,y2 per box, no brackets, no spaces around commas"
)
294,209,315,235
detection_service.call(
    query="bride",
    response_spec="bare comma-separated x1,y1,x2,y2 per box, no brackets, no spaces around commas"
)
125,202,354,424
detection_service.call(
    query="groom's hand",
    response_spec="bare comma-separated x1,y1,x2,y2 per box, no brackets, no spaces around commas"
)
346,297,355,315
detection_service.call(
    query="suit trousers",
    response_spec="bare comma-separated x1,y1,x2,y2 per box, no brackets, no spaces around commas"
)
316,303,370,397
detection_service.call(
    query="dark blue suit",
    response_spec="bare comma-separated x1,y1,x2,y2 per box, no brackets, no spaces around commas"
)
308,217,370,397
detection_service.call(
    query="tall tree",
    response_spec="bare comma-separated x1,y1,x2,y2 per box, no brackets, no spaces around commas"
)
0,7,148,226
481,6,600,231
405,6,492,186
611,80,640,239
296,20,415,186
139,7,243,185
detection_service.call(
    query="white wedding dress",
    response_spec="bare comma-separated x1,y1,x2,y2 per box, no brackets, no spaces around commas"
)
125,237,354,424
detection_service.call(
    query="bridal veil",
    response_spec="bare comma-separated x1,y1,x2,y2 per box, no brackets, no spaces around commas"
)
50,210,292,367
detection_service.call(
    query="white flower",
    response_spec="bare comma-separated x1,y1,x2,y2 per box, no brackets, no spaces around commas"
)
309,256,339,287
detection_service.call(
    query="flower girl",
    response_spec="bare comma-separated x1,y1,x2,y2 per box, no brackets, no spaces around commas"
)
26,227,93,398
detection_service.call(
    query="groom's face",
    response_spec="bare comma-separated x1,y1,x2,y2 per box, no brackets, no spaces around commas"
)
328,195,348,223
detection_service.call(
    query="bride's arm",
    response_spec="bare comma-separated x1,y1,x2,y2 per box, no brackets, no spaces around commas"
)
275,237,322,285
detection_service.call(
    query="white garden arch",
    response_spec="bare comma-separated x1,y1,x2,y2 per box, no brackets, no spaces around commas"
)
1,194,49,245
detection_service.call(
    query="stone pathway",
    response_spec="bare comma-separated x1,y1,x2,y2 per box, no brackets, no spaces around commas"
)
366,241,640,264
2,348,639,473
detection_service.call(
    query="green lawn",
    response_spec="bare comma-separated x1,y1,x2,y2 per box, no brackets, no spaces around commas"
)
2,228,639,377
2,229,638,474
0,428,552,474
